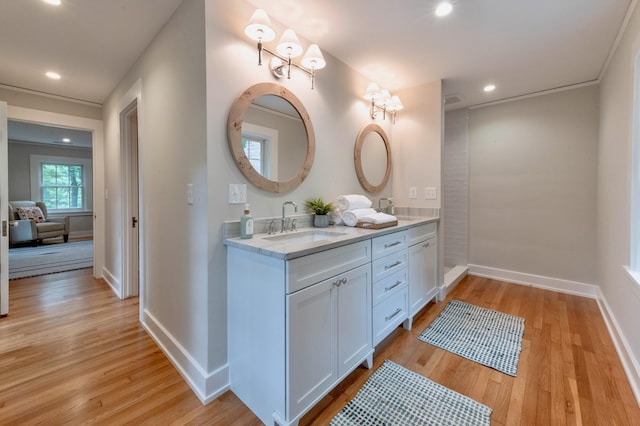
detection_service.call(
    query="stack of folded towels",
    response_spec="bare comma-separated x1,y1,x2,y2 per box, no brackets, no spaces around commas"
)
333,194,398,227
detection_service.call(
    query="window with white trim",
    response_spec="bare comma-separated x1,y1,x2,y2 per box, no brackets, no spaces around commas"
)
30,154,92,212
241,122,278,180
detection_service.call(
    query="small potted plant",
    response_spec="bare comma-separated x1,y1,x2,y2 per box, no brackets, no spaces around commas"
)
305,197,335,228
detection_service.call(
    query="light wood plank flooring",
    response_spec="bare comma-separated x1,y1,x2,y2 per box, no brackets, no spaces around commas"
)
0,271,638,425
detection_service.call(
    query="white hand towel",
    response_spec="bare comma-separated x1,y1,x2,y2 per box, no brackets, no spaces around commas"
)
329,209,344,226
337,194,372,211
359,212,397,225
342,208,377,227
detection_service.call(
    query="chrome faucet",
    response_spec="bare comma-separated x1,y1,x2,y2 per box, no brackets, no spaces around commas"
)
281,201,298,232
378,197,393,213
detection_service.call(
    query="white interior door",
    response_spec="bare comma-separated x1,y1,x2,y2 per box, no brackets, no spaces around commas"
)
1,101,9,316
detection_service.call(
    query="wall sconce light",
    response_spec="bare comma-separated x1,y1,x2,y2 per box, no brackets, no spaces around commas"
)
364,82,403,124
245,9,326,89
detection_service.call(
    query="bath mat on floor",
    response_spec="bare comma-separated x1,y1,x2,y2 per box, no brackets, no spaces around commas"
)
418,300,524,376
330,360,492,425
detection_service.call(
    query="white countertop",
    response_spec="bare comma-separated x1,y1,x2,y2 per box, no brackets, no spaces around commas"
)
224,216,439,260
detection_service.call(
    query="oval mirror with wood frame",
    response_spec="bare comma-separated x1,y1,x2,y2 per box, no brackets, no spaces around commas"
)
354,123,392,193
227,83,315,193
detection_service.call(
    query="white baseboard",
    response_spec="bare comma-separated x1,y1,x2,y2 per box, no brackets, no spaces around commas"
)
141,308,229,404
595,289,640,406
69,230,93,239
101,266,121,298
467,264,599,298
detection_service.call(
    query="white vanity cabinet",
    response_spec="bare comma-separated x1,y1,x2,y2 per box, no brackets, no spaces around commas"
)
228,240,373,426
370,231,410,346
405,223,438,329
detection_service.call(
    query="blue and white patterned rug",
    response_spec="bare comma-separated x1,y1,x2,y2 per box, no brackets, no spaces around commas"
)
330,360,492,425
8,240,93,279
418,300,525,376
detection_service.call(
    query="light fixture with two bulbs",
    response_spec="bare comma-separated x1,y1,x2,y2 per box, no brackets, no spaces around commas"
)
364,83,403,124
245,9,326,89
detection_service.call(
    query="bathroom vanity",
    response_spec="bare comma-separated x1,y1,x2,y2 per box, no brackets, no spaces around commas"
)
225,217,438,426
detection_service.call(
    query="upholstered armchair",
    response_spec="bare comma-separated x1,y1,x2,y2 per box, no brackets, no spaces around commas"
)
8,201,70,246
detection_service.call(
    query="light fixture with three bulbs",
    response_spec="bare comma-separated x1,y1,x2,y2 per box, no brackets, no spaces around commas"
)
244,9,326,89
364,83,403,124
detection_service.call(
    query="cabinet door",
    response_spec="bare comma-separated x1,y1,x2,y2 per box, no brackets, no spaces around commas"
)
408,237,438,317
337,264,372,378
286,278,337,419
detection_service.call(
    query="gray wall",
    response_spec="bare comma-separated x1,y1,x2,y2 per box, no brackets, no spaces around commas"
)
598,0,640,386
8,140,93,236
468,85,599,284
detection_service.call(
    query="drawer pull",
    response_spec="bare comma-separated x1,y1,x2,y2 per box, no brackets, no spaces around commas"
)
333,277,347,287
384,261,402,270
385,281,403,292
384,241,402,248
385,308,402,322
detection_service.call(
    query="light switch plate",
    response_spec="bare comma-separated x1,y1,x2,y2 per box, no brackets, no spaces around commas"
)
187,183,194,205
228,183,247,204
424,187,437,200
409,187,417,199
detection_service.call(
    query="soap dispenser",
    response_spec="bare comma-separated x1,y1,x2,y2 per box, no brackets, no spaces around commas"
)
385,198,394,215
240,204,254,239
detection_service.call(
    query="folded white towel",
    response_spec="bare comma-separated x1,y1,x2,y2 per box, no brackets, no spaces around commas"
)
337,194,372,211
343,208,377,227
329,209,344,225
359,212,398,225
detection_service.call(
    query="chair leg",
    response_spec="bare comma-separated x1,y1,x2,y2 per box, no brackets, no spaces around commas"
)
32,239,37,247
63,234,69,243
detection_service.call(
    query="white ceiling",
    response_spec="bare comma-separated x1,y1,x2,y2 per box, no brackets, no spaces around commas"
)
8,121,92,149
0,0,633,111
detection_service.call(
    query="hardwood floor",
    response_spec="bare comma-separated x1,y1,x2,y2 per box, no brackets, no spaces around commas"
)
1,271,638,425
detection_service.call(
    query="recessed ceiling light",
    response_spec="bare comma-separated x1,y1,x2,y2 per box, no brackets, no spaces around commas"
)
435,1,453,17
62,138,71,142
46,71,61,80
42,0,61,5
484,84,496,92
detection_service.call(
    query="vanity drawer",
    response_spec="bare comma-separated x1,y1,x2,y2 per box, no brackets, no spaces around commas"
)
371,231,408,260
372,288,408,346
286,240,371,294
371,250,408,282
408,223,437,246
372,268,408,306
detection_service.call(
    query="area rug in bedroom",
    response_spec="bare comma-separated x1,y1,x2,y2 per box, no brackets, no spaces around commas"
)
330,360,492,425
418,299,525,376
8,240,93,279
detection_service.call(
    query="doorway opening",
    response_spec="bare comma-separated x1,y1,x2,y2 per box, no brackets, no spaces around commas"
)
120,100,140,300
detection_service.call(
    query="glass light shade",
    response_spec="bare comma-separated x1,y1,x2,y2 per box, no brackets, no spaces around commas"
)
245,9,276,42
276,29,304,58
435,2,453,17
364,82,381,100
301,44,326,70
388,96,404,111
378,89,392,106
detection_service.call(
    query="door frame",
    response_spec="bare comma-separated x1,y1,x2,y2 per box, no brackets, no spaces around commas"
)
1,101,8,316
7,106,105,281
118,80,145,315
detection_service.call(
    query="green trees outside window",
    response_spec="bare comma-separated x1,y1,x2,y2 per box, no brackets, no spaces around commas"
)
41,163,84,210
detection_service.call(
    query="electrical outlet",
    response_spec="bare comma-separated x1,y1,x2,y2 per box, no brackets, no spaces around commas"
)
228,184,247,204
424,187,437,200
409,187,417,199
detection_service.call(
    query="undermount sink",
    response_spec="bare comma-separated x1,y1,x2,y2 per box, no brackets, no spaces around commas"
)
264,229,347,243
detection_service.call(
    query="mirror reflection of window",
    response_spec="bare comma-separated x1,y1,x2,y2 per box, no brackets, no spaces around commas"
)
242,135,268,176
242,122,278,180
